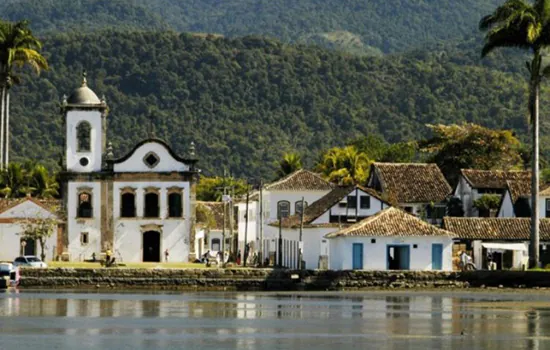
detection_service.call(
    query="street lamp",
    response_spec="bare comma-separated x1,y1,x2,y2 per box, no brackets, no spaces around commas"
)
20,240,27,256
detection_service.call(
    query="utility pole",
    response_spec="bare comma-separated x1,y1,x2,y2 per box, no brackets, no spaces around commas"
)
298,196,305,270
244,182,250,267
278,216,283,268
229,185,235,258
259,178,264,266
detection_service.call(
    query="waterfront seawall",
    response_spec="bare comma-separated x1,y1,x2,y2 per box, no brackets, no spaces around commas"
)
19,268,550,290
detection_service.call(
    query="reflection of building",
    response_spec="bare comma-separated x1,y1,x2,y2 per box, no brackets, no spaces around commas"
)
59,75,198,262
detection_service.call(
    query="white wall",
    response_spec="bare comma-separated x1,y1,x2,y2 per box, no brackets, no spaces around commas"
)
455,177,476,217
0,223,57,262
0,200,55,219
66,110,103,172
113,142,189,173
328,236,453,271
313,188,388,224
67,181,102,261
539,196,550,218
113,181,191,262
498,191,515,218
266,190,330,223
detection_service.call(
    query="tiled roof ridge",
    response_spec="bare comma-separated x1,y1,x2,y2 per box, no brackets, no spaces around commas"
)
265,169,333,191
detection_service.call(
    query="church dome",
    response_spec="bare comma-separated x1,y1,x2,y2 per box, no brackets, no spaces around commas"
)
67,73,101,105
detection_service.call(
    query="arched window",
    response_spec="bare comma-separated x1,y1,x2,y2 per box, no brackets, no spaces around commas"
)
78,192,93,218
211,238,221,251
121,192,136,218
277,200,290,219
295,201,308,215
168,192,183,218
144,192,159,218
76,121,91,152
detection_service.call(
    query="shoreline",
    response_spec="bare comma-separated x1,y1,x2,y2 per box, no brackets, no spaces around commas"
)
15,268,550,292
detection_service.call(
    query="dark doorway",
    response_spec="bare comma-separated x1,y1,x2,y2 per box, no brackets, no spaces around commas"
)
387,245,410,270
21,238,36,256
143,231,161,262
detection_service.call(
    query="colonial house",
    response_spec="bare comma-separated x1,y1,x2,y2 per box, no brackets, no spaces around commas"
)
326,207,455,271
195,201,236,259
59,75,198,263
497,180,546,218
443,217,550,270
236,169,333,260
266,184,390,269
0,197,61,262
367,163,452,224
454,169,530,217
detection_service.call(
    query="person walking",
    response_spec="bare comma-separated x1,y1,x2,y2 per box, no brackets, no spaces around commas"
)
164,249,169,262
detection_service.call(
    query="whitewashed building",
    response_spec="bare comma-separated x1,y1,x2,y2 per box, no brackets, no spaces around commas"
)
194,201,234,259
367,163,452,224
236,169,333,262
0,198,60,262
454,169,530,217
327,207,454,271
266,185,390,269
59,75,198,262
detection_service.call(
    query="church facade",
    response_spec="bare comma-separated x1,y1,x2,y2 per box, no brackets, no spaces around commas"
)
59,75,198,263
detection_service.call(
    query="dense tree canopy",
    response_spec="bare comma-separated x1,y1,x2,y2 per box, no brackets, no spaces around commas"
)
5,30,546,178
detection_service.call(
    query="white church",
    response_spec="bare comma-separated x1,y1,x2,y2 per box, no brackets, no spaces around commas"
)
58,74,198,263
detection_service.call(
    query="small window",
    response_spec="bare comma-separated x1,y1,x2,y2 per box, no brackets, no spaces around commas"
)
338,202,347,208
295,201,308,215
144,192,159,218
546,199,550,211
277,201,290,219
413,244,418,249
168,192,183,218
78,192,93,218
121,192,136,218
371,239,376,244
347,196,357,209
360,196,371,209
404,207,413,213
76,121,91,152
80,232,89,245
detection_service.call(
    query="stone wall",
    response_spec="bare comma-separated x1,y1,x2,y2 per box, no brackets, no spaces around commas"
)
18,268,550,290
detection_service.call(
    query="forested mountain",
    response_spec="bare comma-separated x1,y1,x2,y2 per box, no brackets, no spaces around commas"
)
8,31,547,179
0,0,501,54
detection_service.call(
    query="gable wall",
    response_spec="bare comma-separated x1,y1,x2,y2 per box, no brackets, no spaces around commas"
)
113,142,189,173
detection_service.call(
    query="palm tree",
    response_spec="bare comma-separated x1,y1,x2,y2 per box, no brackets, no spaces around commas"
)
316,146,371,185
480,0,550,267
277,152,303,178
30,164,58,198
0,20,48,169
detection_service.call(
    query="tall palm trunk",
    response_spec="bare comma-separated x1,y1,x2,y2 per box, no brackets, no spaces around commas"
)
0,85,5,171
530,53,541,268
5,89,10,167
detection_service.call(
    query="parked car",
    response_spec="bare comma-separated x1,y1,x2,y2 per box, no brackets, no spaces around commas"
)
0,263,20,287
13,256,47,268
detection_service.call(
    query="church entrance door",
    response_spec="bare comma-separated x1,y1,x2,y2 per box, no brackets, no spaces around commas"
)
143,231,161,262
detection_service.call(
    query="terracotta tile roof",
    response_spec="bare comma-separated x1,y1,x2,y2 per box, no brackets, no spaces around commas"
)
505,180,550,203
325,207,455,238
460,169,530,189
196,201,237,230
0,197,60,216
265,169,334,192
443,217,550,240
370,163,451,203
270,185,387,228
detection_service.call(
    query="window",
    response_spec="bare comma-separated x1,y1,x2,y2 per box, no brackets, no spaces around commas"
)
80,232,89,245
338,202,347,208
76,121,91,152
78,192,93,218
121,192,136,218
546,199,550,218
360,196,371,209
168,192,183,218
143,151,160,168
144,192,159,218
277,201,290,219
295,201,308,215
347,196,357,209
403,206,413,213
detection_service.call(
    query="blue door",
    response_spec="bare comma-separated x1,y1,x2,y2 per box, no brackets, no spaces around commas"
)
432,244,443,270
352,243,363,270
400,246,410,270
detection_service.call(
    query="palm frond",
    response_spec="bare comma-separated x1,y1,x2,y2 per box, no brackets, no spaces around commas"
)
482,25,532,57
480,0,532,30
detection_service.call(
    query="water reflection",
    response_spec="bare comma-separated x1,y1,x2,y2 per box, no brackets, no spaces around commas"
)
1,291,550,349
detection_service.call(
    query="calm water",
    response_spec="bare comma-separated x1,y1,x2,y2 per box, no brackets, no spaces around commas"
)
1,290,550,349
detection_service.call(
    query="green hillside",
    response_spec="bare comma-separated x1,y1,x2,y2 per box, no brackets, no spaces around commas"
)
7,31,544,179
0,0,502,53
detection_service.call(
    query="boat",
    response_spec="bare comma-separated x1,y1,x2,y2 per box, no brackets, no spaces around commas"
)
0,263,20,288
